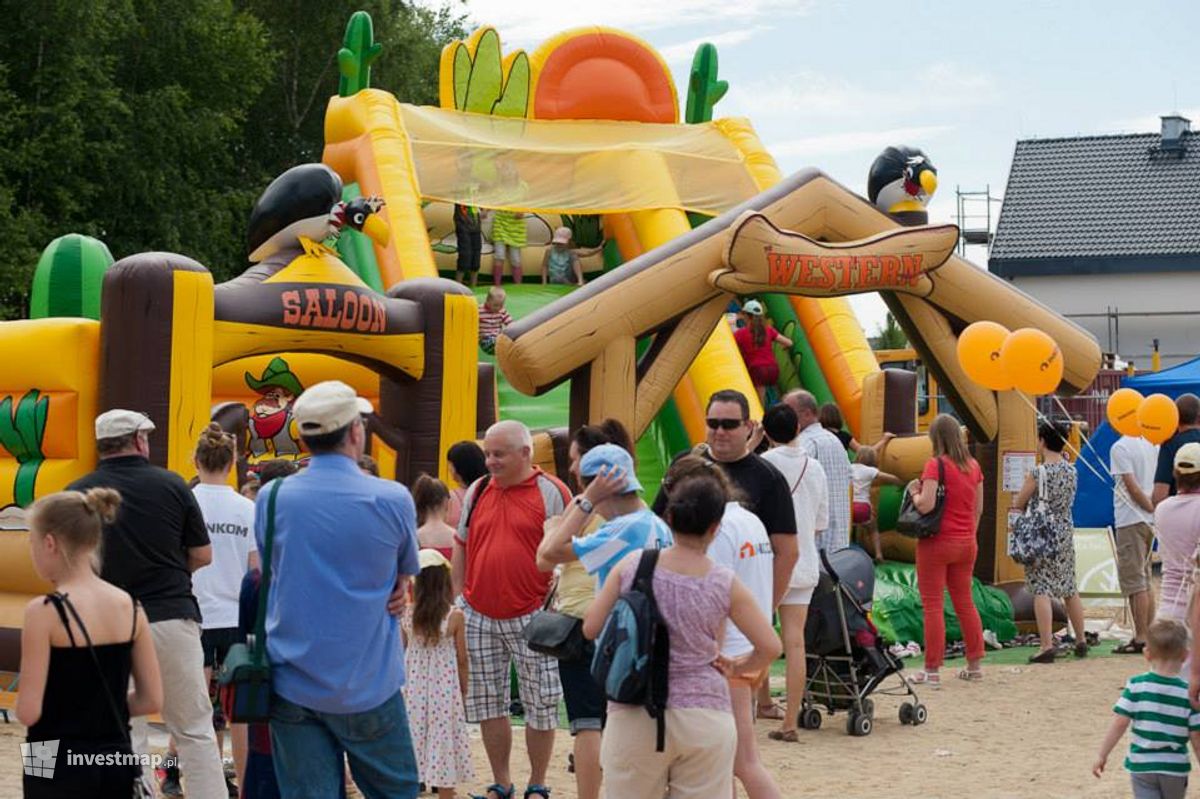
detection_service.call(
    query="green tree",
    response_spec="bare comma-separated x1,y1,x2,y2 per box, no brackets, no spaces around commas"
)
873,312,909,350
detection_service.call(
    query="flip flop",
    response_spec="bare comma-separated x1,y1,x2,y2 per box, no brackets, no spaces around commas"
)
472,784,515,799
768,729,801,742
524,786,552,799
757,702,786,720
957,668,983,682
1113,641,1145,655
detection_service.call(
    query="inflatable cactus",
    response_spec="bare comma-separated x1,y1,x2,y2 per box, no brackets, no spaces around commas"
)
338,10,383,97
685,43,728,124
30,234,114,320
0,390,49,508
442,27,530,118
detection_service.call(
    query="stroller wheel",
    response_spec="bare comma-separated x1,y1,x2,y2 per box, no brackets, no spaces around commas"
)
800,708,822,730
899,702,915,725
913,703,928,725
860,698,875,719
847,712,873,737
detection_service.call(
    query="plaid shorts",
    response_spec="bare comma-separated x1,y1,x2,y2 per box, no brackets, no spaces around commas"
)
463,603,562,730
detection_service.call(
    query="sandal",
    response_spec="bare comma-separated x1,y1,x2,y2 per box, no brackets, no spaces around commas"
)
524,786,552,799
909,670,940,688
473,785,515,799
768,729,800,742
1028,648,1056,664
1113,640,1145,655
757,702,786,720
957,668,983,682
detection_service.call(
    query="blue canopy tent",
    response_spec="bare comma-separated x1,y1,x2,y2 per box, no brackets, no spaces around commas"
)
1073,356,1200,527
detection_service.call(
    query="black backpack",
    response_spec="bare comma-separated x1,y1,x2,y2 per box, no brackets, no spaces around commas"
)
590,549,671,750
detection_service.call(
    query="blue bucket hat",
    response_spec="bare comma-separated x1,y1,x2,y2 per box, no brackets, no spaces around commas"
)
579,443,642,493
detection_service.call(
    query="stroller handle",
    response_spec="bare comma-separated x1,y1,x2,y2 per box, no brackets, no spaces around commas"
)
819,548,840,585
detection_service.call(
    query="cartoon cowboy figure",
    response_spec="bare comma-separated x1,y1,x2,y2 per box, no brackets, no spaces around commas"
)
244,357,304,459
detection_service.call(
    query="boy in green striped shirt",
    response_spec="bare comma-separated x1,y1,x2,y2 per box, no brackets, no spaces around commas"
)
1094,619,1200,798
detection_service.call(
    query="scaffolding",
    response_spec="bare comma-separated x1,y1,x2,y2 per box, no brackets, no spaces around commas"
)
955,185,1002,256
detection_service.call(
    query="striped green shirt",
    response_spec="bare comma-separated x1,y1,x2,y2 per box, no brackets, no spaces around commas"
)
491,210,527,247
1115,671,1200,774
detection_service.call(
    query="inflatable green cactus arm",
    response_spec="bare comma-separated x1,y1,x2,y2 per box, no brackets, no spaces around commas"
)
0,390,49,508
453,28,529,118
338,10,383,97
685,43,728,124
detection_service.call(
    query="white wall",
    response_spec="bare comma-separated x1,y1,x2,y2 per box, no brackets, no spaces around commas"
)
1011,272,1200,367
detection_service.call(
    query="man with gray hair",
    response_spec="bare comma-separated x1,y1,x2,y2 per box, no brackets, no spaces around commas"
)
68,410,227,798
785,390,853,552
453,420,571,799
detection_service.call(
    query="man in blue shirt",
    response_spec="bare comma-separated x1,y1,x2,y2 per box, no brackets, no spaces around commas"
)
258,380,421,798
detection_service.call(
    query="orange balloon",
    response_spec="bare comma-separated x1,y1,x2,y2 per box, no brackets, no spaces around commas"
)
1138,393,1179,445
1106,388,1144,436
956,321,1013,391
999,328,1063,395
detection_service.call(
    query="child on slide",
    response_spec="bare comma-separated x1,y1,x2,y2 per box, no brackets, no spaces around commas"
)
849,448,904,561
541,227,602,286
733,299,792,406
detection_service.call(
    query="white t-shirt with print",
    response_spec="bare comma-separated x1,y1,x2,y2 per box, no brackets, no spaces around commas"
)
850,464,879,504
708,502,774,658
763,444,829,590
192,484,257,629
1110,436,1159,528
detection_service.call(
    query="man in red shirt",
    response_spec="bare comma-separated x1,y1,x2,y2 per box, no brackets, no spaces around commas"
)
452,420,570,799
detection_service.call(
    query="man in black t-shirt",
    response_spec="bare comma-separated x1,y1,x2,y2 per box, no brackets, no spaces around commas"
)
69,410,226,799
1154,394,1200,505
653,389,799,605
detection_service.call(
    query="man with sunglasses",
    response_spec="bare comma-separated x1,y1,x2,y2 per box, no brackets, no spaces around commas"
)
653,390,798,609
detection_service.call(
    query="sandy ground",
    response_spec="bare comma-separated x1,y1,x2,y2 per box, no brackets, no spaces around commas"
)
0,651,1167,799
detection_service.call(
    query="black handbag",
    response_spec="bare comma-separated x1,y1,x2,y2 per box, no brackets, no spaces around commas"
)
896,457,945,539
218,477,282,723
522,585,585,661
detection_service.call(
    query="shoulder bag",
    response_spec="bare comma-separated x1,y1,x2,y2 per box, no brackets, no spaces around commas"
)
896,457,945,539
217,477,282,723
1008,466,1059,565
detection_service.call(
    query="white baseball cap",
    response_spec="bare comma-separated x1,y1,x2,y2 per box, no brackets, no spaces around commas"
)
293,381,372,436
95,410,155,441
1175,442,1200,475
742,299,764,316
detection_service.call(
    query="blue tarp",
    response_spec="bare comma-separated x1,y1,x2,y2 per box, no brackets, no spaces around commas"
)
1073,356,1200,528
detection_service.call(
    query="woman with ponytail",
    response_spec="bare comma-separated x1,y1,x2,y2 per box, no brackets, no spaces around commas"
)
733,300,793,406
584,468,781,798
19,488,162,798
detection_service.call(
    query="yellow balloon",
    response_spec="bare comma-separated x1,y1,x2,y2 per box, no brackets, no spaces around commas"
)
1138,393,1179,445
1000,328,1063,395
1106,388,1144,436
956,321,1013,391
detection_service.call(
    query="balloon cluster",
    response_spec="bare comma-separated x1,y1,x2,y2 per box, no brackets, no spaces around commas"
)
955,322,1063,396
1106,388,1179,445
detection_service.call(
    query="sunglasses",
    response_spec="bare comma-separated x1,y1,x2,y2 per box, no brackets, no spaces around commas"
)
705,418,745,431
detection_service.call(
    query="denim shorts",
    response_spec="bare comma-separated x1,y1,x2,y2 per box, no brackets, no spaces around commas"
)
558,639,605,735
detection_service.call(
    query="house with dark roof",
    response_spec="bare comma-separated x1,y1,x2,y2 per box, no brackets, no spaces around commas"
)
989,115,1200,367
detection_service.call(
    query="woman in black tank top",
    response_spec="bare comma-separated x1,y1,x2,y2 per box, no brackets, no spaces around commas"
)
18,488,162,798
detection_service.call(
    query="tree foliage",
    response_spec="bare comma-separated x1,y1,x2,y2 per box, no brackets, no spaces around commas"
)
0,0,465,318
872,312,909,350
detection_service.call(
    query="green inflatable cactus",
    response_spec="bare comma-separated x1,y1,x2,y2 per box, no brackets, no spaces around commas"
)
30,234,114,320
451,28,530,118
0,390,49,508
685,43,729,124
338,10,383,97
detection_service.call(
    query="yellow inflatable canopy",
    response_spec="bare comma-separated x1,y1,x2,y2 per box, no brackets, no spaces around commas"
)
398,104,761,215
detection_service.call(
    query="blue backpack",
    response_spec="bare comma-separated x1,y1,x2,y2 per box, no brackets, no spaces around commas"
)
590,549,671,750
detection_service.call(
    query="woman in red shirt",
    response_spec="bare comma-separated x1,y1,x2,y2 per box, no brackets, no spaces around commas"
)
733,300,793,405
907,414,986,687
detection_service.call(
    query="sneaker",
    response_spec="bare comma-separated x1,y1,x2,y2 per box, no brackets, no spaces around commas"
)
983,630,1003,650
161,765,184,797
904,642,922,658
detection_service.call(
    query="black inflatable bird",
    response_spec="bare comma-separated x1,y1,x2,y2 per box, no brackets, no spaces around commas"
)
867,146,938,217
247,163,389,263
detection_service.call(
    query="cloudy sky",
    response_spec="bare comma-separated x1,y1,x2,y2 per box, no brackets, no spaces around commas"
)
431,0,1200,332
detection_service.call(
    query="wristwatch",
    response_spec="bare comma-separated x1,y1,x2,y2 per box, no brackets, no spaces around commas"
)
574,495,594,514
